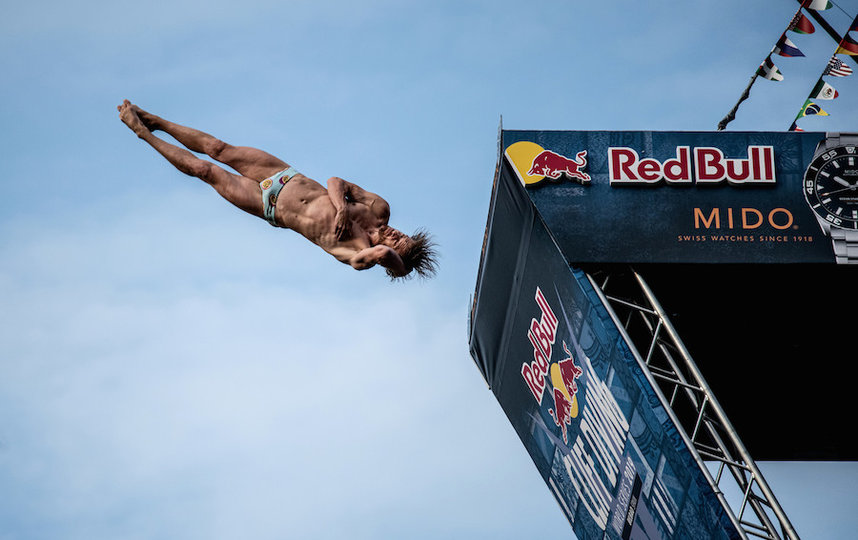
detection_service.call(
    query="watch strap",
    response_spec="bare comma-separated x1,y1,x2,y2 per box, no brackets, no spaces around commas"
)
823,132,858,149
830,229,858,264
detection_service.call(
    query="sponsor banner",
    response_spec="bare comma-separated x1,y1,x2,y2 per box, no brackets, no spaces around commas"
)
503,130,858,263
469,165,740,539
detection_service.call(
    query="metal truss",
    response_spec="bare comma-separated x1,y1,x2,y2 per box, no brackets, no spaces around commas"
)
586,268,799,540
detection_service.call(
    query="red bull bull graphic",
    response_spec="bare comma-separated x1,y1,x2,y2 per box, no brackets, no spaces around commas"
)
548,387,573,443
505,140,590,186
530,149,591,182
547,342,584,444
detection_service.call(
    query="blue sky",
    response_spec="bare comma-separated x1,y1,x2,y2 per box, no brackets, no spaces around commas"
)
2,0,858,538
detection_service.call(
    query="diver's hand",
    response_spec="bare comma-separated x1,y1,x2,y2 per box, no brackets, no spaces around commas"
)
334,207,350,240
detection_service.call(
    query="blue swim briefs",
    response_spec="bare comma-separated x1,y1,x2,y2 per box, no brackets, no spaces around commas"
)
260,166,299,226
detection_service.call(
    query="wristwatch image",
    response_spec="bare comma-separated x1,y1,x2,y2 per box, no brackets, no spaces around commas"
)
803,132,858,264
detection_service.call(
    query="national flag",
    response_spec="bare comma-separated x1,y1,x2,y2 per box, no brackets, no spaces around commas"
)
824,56,853,77
802,0,832,9
835,34,858,56
774,34,805,57
810,79,838,99
796,99,829,119
789,12,815,34
788,122,804,132
757,57,784,81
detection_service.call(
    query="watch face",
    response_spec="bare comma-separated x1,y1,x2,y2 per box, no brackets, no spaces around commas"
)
805,144,858,229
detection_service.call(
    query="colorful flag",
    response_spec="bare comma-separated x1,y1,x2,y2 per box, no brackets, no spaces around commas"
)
774,34,805,57
757,57,784,81
810,79,838,99
789,12,815,34
835,34,858,56
802,0,832,9
796,99,829,119
824,56,853,77
789,121,804,132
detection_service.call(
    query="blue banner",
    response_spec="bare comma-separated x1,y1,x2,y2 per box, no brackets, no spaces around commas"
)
503,130,857,264
469,162,740,539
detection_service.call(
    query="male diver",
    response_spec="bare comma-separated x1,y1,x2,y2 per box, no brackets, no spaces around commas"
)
118,100,436,279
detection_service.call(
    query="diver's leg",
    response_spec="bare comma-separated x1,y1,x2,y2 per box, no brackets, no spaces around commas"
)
127,100,290,181
119,101,264,217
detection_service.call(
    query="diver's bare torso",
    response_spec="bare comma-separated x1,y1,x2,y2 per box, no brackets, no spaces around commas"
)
273,175,385,264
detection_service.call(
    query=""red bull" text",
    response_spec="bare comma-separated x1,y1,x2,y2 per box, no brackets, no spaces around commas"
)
521,287,559,404
608,145,775,185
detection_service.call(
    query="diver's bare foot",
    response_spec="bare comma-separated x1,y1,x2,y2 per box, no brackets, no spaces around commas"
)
127,102,162,131
118,99,149,138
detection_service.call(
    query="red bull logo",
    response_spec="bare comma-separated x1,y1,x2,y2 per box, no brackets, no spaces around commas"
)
529,150,591,183
520,287,584,444
548,342,584,444
505,141,591,186
505,139,777,188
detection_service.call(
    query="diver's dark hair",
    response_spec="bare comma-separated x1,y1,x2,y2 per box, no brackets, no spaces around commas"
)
387,228,438,280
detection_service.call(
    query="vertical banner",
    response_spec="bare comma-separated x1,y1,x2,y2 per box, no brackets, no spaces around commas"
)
469,162,740,539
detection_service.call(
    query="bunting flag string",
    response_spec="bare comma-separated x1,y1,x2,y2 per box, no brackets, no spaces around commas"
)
718,4,819,130
790,11,858,130
718,0,856,131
